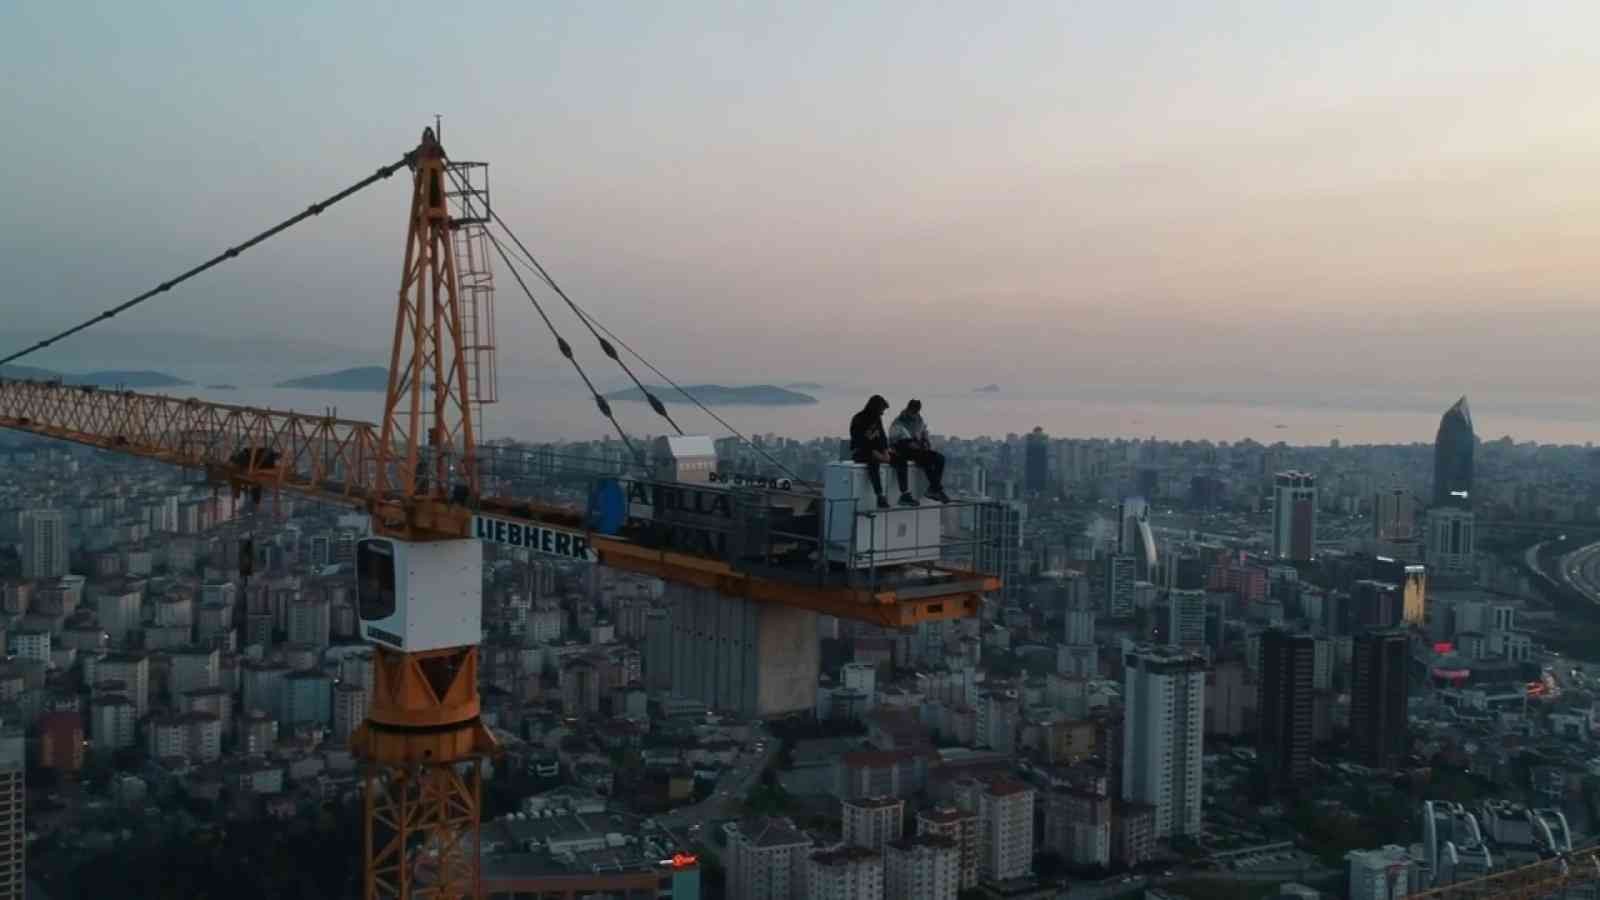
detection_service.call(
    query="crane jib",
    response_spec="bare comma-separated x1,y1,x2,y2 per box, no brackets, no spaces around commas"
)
472,514,596,563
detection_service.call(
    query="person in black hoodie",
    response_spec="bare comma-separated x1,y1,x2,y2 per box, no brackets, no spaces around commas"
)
848,394,895,509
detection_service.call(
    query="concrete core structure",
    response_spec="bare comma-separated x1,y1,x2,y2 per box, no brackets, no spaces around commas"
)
666,584,818,718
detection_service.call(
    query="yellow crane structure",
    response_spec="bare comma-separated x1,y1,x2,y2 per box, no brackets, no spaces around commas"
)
0,127,999,899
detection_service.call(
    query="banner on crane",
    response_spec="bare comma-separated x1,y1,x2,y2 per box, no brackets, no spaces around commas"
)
473,514,597,563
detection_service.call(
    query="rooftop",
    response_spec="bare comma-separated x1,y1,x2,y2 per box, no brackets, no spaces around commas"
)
844,796,903,810
733,817,811,849
810,846,880,866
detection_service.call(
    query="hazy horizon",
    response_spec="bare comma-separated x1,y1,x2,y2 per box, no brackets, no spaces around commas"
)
5,2,1600,444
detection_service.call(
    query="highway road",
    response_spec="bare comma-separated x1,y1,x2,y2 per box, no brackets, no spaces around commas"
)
653,726,780,851
1561,542,1600,603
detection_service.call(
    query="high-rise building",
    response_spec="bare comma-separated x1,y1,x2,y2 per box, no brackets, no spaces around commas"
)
1347,845,1413,900
1373,489,1418,542
333,683,368,743
1401,566,1426,626
1351,580,1403,631
841,663,878,709
916,806,978,891
1121,646,1206,838
560,659,601,717
37,711,83,772
976,502,1025,606
95,590,142,645
1272,472,1317,561
1105,555,1136,619
168,647,220,704
1351,630,1409,769
955,779,1034,882
1426,507,1475,577
282,670,333,727
20,509,68,580
1063,601,1094,647
806,846,883,900
287,596,331,648
1256,629,1314,791
1433,397,1474,508
725,817,812,900
242,661,289,718
970,464,989,500
1060,578,1097,678
0,728,21,899
92,652,150,717
1167,589,1206,650
843,796,903,851
644,607,672,691
883,835,959,900
1118,499,1159,581
1041,784,1111,868
1024,427,1049,494
89,694,137,753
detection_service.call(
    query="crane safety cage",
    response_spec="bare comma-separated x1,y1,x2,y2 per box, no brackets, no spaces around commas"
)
471,445,1012,598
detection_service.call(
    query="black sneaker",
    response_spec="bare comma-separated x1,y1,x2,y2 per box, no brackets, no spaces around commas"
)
875,495,890,510
898,492,920,507
927,489,951,503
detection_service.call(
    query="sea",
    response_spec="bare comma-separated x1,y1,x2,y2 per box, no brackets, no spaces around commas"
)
82,361,1600,449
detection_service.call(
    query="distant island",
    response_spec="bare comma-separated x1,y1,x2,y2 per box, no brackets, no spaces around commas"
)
275,366,388,391
206,384,238,391
974,384,1001,393
0,365,188,388
605,384,818,406
784,382,825,391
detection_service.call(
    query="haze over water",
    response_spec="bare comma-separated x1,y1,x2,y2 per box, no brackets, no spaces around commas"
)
17,347,1597,448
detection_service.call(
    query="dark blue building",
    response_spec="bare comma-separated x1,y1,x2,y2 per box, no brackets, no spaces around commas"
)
1432,396,1474,507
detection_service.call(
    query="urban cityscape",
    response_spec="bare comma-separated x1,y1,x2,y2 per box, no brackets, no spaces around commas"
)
0,391,1596,900
7,5,1600,900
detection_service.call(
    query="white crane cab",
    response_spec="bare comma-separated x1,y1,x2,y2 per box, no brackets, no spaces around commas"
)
357,537,483,652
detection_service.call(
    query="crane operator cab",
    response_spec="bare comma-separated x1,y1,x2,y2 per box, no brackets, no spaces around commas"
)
357,536,483,653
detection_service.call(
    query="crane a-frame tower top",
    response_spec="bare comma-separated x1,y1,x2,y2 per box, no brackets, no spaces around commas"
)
0,127,1005,899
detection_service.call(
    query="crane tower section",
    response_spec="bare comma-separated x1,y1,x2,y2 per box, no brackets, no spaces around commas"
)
377,127,479,510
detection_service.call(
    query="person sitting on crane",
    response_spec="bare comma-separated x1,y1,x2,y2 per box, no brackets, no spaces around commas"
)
890,399,951,504
849,394,895,510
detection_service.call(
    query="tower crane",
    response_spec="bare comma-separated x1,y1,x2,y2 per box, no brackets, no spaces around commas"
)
0,127,1000,898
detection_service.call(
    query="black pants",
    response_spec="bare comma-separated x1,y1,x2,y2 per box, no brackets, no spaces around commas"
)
852,449,904,497
893,441,945,492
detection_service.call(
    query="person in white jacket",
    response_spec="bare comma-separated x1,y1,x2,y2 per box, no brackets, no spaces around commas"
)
889,399,951,505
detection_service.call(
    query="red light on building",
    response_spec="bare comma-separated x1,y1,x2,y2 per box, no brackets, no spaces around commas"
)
1433,642,1454,654
672,853,698,869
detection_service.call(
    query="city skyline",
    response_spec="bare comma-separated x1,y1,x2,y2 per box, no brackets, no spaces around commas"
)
4,3,1600,423
6,4,1600,898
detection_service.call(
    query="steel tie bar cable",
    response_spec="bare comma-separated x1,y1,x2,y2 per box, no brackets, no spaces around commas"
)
480,203,811,487
439,162,686,440
0,152,417,367
476,226,642,462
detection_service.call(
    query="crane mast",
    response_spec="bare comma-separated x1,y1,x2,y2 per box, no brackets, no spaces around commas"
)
349,128,494,900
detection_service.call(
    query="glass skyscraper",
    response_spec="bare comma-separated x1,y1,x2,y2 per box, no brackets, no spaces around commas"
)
1432,396,1474,507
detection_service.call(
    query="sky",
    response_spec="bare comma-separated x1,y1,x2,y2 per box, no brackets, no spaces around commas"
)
3,1,1600,424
